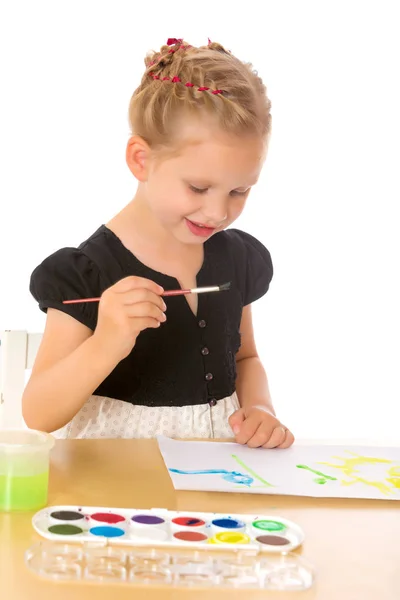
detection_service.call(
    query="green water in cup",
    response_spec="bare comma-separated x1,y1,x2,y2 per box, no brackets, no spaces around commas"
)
0,471,49,511
0,429,54,511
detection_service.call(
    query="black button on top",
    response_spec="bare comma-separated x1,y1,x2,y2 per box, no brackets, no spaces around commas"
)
209,399,217,407
205,373,213,382
198,319,207,328
201,347,210,356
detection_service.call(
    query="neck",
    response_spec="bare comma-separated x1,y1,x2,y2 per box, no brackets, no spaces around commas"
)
108,185,195,256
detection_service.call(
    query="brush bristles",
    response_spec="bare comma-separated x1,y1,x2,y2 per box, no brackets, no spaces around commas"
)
219,282,231,291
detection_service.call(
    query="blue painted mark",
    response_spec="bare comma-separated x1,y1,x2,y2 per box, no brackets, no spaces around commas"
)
187,519,201,525
169,468,254,487
89,526,125,538
212,518,245,529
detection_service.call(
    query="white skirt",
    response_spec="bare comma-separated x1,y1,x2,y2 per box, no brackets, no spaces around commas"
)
53,393,240,439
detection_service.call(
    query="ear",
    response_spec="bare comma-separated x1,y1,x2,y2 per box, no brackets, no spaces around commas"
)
126,135,151,182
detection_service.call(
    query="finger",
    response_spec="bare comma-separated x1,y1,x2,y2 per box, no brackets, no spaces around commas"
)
101,288,165,314
114,276,164,295
133,317,163,332
235,413,264,445
120,289,167,312
277,429,295,449
229,409,245,435
246,420,277,448
262,426,288,449
125,302,166,322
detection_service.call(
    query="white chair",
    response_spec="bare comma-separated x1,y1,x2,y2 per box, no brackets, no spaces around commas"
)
0,330,42,428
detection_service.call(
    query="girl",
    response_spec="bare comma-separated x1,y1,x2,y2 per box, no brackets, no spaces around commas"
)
23,38,294,449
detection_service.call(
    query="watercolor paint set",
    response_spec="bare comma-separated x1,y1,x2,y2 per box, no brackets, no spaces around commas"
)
27,505,314,590
32,505,305,552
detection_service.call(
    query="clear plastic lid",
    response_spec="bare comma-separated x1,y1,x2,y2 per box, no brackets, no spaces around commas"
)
0,429,55,453
25,541,315,590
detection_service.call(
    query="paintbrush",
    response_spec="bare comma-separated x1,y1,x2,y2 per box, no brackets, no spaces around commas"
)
63,282,231,304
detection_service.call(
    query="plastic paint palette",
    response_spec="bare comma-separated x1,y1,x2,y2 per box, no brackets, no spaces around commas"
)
32,505,305,553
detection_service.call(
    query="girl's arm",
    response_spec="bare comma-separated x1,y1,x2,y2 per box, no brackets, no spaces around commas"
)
22,309,121,432
23,275,166,433
229,305,295,448
235,305,275,414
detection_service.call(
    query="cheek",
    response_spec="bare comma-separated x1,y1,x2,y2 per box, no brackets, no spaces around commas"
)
149,186,198,221
172,186,203,217
228,197,247,220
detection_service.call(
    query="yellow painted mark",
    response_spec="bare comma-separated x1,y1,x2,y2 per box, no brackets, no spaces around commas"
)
209,532,250,545
340,476,394,496
386,466,400,489
319,452,392,477
318,452,400,497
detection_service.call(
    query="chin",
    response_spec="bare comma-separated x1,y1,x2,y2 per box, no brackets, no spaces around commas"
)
179,233,207,245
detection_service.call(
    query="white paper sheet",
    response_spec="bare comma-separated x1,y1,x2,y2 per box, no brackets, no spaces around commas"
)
157,436,400,500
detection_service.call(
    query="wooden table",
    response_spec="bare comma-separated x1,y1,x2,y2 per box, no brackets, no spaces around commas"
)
1,439,398,600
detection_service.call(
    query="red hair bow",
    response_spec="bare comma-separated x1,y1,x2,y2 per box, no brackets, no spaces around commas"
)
167,38,183,46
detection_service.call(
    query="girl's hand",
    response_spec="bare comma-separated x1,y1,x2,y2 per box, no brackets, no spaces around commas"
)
229,405,295,449
93,276,166,360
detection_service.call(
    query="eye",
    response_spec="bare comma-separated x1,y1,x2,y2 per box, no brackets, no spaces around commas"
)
189,185,208,194
230,189,249,197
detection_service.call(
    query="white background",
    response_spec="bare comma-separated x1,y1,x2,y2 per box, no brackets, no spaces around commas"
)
0,1,399,441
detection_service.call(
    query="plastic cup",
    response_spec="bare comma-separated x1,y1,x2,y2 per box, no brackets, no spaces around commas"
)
0,429,54,511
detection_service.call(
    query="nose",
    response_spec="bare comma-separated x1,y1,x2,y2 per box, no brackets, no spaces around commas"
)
202,196,228,226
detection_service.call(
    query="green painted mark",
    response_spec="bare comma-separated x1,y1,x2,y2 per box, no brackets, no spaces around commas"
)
296,464,337,485
48,524,83,535
253,519,285,532
231,455,273,487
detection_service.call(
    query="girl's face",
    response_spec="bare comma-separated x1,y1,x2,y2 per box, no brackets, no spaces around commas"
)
144,124,266,245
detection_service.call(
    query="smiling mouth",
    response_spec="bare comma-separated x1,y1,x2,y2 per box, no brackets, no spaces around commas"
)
185,219,217,237
191,221,214,229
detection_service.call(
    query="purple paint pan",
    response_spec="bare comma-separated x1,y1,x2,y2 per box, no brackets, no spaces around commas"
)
131,514,165,526
130,513,168,540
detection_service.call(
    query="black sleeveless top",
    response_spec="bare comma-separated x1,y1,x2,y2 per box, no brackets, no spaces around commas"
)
30,225,273,408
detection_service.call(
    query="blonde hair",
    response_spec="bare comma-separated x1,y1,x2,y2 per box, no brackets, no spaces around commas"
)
128,39,271,152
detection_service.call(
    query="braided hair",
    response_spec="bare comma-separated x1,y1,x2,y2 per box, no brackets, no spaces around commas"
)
128,38,271,152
